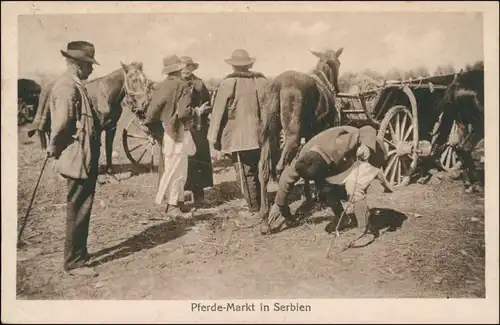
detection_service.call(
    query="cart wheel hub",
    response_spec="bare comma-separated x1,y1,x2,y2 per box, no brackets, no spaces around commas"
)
396,141,413,156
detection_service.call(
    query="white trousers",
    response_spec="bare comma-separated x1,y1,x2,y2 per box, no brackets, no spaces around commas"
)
343,161,380,214
155,129,196,206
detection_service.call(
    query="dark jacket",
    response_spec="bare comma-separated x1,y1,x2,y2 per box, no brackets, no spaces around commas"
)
144,75,193,142
207,71,268,153
274,125,388,206
184,74,214,190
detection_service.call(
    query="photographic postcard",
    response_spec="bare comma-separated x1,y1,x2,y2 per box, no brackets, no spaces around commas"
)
2,1,498,323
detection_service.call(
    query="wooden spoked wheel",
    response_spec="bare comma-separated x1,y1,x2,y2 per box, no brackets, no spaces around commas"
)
122,115,160,169
440,122,462,171
432,115,462,172
377,105,419,189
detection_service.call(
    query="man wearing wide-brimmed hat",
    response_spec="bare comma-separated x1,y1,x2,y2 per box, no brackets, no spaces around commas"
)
208,49,269,227
144,55,196,218
180,56,214,207
33,41,101,277
265,125,393,246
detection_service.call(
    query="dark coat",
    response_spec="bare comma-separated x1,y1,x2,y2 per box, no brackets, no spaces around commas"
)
207,71,268,153
184,74,214,191
144,75,193,142
274,125,388,206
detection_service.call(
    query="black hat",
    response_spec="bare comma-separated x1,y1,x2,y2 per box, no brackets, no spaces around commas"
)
60,41,99,65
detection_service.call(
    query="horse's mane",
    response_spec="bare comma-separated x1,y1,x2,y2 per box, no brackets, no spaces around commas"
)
84,61,145,85
85,68,123,86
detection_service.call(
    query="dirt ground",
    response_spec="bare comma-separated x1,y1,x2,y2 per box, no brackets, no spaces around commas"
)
16,114,485,300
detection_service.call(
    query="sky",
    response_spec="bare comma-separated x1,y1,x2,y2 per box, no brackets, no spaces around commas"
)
18,12,484,82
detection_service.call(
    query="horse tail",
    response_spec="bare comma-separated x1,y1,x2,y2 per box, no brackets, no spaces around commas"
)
260,82,282,183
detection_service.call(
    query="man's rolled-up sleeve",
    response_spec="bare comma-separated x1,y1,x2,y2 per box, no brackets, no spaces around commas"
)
274,159,301,207
144,85,166,126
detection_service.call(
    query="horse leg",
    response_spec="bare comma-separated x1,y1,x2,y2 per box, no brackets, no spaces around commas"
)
105,127,117,174
459,150,479,192
258,155,271,234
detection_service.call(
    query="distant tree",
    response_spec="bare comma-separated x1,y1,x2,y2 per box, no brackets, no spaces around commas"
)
414,66,430,78
434,63,455,76
385,68,403,81
361,68,384,81
466,60,484,71
404,69,418,80
339,71,356,92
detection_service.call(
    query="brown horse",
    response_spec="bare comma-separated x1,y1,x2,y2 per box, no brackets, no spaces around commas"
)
258,48,343,220
29,62,155,174
432,65,484,192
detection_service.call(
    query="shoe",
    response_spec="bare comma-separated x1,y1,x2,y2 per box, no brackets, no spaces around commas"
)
65,266,99,277
166,206,191,219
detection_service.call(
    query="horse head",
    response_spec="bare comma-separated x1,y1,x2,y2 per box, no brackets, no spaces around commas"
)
120,61,154,114
310,47,343,93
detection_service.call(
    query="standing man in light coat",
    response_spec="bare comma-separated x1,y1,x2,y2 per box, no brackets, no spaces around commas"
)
208,49,268,226
46,41,101,277
144,55,195,218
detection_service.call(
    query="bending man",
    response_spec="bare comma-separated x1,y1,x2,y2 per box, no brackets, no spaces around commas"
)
264,125,392,246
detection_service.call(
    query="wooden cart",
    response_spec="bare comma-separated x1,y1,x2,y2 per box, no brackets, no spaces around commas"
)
336,73,461,189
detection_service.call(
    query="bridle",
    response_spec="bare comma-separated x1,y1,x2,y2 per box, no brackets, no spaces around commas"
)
121,69,152,112
309,59,341,127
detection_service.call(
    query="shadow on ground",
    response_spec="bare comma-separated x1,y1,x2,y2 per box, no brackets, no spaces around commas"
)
88,218,191,266
98,163,157,177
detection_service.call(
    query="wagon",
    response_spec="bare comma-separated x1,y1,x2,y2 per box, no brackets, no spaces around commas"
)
335,73,461,189
18,78,41,126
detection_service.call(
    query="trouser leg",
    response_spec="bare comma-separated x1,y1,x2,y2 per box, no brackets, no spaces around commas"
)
232,149,261,212
323,184,354,233
64,171,98,271
157,143,165,189
344,180,371,232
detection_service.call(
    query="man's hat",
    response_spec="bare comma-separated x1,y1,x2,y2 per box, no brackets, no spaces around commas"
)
60,41,99,65
180,56,199,70
358,125,378,154
162,55,187,75
224,49,256,67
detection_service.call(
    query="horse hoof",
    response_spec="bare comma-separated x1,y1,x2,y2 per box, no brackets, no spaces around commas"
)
260,221,271,235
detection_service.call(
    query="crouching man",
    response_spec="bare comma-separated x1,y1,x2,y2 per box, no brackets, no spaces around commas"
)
264,125,393,246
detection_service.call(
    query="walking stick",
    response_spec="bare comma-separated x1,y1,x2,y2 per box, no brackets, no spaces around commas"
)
17,155,50,247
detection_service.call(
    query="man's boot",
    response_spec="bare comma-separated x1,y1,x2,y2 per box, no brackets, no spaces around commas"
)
350,200,377,247
192,188,208,208
165,203,191,219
